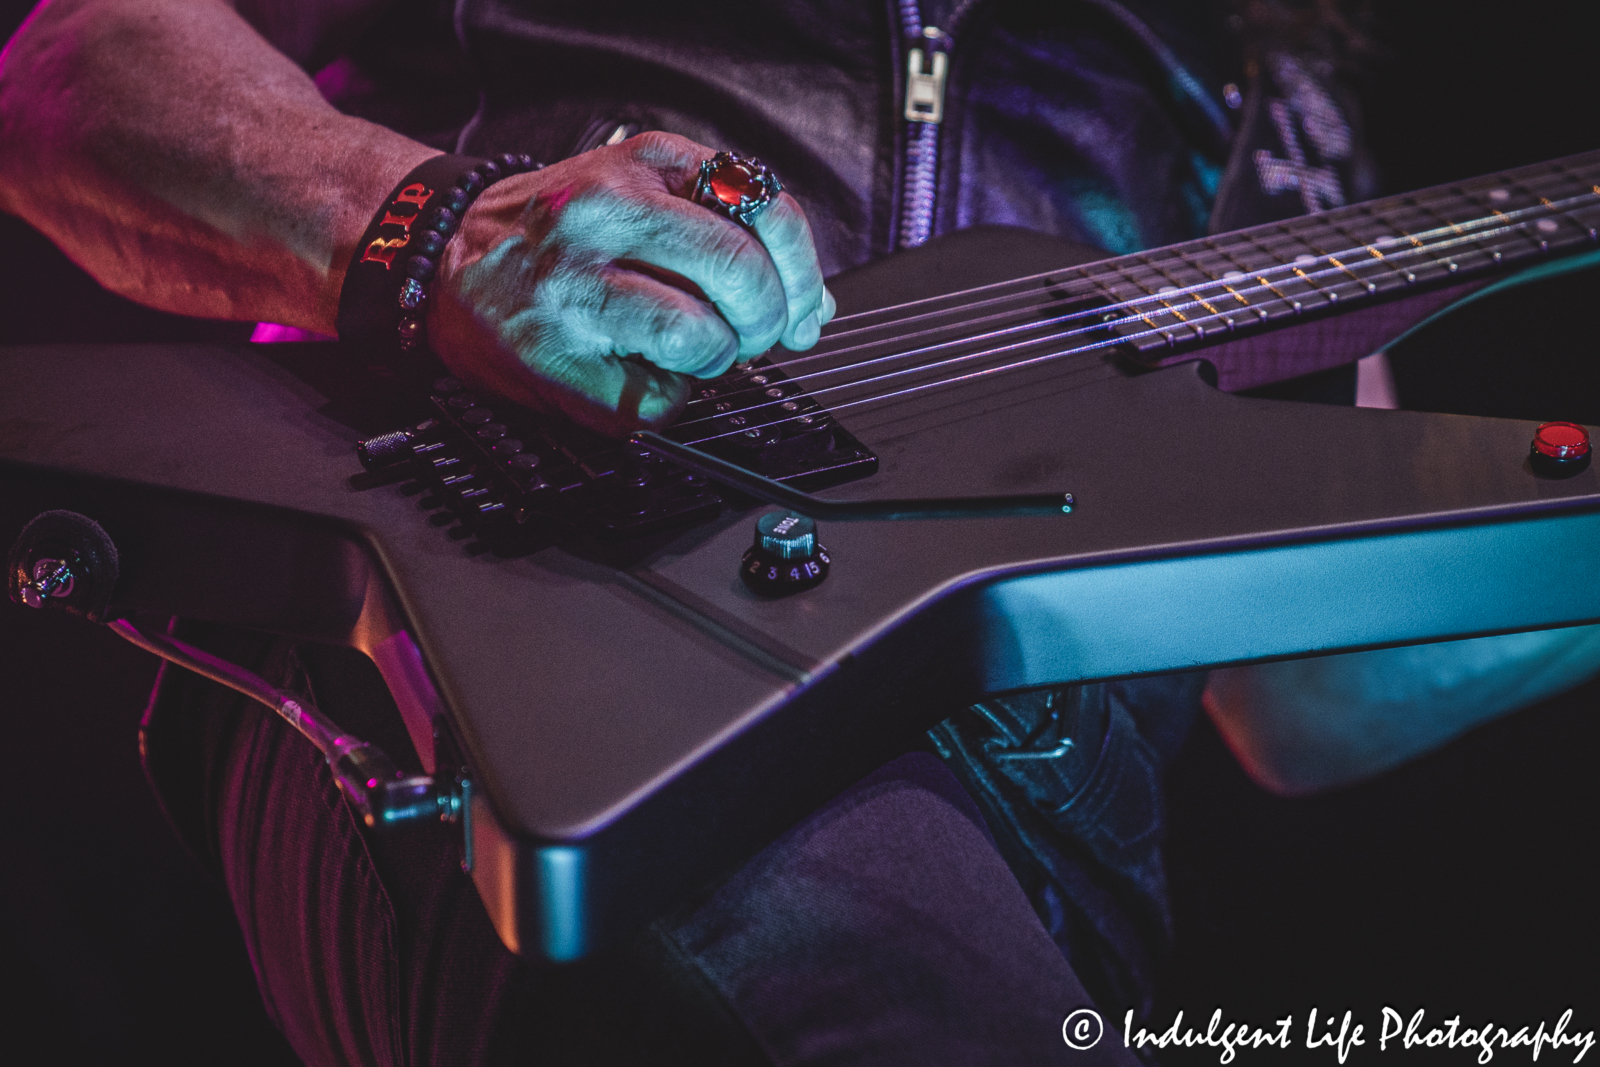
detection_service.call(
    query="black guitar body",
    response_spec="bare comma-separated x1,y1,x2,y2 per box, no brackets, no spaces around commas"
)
4,226,1599,961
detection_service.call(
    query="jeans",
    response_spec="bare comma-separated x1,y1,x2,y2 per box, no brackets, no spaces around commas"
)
140,622,1182,1066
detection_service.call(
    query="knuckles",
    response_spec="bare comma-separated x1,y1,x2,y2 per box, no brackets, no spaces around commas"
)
455,130,799,409
621,130,710,178
654,312,738,377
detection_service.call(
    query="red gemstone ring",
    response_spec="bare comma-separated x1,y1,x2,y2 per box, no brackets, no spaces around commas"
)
692,152,783,227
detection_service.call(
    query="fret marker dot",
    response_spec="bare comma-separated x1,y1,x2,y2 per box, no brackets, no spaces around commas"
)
1489,188,1511,202
1223,270,1246,281
1376,236,1402,248
1295,254,1318,266
1537,218,1559,233
1158,285,1178,294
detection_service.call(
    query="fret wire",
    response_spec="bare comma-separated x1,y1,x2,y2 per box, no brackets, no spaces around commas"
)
1272,221,1380,294
1081,261,1202,348
1452,181,1541,261
824,160,1600,391
1375,182,1592,274
1287,217,1400,294
858,163,1599,356
1127,166,1597,334
1112,261,1201,339
1416,168,1588,247
1452,187,1548,259
1199,237,1286,306
1403,187,1507,231
1103,170,1600,353
1545,159,1600,200
1074,264,1152,328
1386,197,1468,274
1513,165,1599,244
1547,160,1600,238
1120,167,1592,324
1239,227,1338,307
813,159,1600,353
1160,248,1245,305
1192,238,1265,294
1153,173,1593,322
1122,171,1593,328
1462,165,1593,212
1107,259,1175,305
1472,175,1600,250
1497,176,1563,252
1178,244,1272,318
1171,247,1270,324
1249,225,1348,300
1206,235,1307,313
1136,252,1238,332
1333,213,1419,286
1422,168,1568,215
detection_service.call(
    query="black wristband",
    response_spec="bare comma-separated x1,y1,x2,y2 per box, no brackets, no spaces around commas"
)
336,151,540,374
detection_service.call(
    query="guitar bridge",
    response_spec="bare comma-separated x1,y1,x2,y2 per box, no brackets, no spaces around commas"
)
356,357,878,540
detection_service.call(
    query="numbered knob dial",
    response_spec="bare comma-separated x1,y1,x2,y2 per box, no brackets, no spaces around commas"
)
741,511,830,597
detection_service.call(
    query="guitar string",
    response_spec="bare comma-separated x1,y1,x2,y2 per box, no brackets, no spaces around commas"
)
670,173,1600,425
676,194,1600,447
821,161,1600,331
805,173,1599,347
798,174,1597,358
677,213,1598,447
815,166,1599,336
669,184,1600,441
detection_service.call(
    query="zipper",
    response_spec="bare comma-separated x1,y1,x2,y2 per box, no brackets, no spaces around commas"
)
895,0,977,248
893,0,1232,251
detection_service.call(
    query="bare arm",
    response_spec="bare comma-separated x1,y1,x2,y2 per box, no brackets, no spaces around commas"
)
0,0,432,332
0,0,829,431
1205,624,1600,795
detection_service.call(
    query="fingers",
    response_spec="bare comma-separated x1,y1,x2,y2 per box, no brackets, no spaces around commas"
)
435,313,693,435
431,132,835,436
594,268,741,377
534,350,693,434
430,259,726,434
749,192,827,350
599,193,791,357
565,133,831,356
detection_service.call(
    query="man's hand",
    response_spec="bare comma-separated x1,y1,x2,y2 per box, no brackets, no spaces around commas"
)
1,3,831,438
427,133,834,436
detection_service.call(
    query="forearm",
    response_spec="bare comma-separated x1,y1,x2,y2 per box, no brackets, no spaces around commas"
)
0,0,434,331
1205,624,1600,795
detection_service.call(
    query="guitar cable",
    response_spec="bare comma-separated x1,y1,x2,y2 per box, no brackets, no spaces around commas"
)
8,509,467,837
107,619,464,831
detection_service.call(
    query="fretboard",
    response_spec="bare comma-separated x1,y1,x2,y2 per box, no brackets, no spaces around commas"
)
1088,149,1600,359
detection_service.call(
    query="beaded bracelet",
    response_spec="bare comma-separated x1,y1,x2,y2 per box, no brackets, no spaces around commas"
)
336,152,542,372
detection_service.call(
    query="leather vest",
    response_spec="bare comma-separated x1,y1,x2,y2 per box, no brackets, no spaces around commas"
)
450,0,1247,274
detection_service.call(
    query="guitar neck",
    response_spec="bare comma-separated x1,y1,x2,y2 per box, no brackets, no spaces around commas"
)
1090,149,1600,360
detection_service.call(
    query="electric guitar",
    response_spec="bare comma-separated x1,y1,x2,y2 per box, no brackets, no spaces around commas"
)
3,150,1599,962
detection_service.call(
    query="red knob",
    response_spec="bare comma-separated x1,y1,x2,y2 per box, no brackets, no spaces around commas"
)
1532,421,1591,462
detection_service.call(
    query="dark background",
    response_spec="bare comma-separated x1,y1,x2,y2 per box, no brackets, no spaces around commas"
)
3,1,1599,1063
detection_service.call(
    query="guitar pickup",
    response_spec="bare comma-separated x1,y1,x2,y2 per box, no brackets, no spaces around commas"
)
355,356,878,543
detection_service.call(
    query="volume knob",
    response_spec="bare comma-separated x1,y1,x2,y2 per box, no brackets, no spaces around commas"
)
741,511,830,597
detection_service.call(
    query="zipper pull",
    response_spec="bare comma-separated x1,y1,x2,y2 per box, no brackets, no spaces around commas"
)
904,27,950,124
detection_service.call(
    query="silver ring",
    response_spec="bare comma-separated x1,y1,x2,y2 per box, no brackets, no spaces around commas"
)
692,151,783,227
